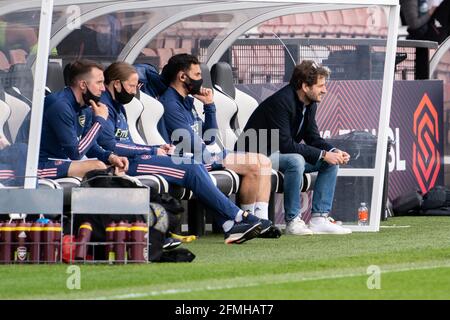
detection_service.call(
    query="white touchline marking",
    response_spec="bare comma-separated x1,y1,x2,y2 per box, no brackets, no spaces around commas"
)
380,225,411,228
93,261,450,300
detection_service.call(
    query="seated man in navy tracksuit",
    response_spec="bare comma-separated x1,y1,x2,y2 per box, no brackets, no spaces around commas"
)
0,141,27,186
96,61,269,244
0,126,27,221
159,54,273,221
38,60,129,179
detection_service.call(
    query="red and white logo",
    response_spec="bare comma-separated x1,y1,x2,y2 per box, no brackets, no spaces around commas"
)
16,246,27,261
412,94,441,194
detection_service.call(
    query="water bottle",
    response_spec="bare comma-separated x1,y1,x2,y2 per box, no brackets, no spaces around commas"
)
42,222,56,263
75,222,92,261
0,222,16,263
105,222,116,263
53,222,62,262
129,221,148,263
358,202,369,226
114,221,129,264
14,222,31,263
29,222,43,263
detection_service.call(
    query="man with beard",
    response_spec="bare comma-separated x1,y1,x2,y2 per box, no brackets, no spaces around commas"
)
38,60,128,179
237,60,352,236
159,54,275,234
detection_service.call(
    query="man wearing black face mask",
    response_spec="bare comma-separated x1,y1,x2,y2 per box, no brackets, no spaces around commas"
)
38,60,129,179
98,61,174,159
182,74,203,95
98,61,270,244
160,54,275,232
113,81,135,104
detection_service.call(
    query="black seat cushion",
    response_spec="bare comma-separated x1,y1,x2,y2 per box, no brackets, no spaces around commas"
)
211,62,236,99
46,61,65,93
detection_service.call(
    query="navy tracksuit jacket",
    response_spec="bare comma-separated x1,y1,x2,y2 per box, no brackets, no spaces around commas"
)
38,87,112,178
98,90,240,225
159,87,226,169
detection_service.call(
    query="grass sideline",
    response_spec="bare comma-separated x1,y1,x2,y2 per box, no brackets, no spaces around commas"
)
1,216,450,300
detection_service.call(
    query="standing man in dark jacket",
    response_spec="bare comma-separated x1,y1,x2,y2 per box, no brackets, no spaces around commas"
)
238,60,352,235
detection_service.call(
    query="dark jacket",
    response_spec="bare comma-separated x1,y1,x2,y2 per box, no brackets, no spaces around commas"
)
237,84,334,164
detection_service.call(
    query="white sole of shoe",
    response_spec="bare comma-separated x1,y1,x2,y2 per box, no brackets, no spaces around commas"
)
310,230,352,235
225,223,262,244
285,231,314,236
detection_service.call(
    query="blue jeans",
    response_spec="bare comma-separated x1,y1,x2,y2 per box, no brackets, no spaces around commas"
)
269,152,338,222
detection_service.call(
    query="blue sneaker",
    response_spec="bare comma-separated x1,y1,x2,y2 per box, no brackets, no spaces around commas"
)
258,219,273,235
224,221,262,244
241,211,273,236
258,225,282,238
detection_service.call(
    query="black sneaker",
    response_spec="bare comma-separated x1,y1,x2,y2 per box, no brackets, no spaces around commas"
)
241,211,273,236
258,219,273,235
258,225,282,238
163,237,182,250
224,221,262,244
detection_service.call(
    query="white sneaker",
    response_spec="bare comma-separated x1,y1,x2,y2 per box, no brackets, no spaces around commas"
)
309,216,352,235
285,216,314,236
327,216,343,226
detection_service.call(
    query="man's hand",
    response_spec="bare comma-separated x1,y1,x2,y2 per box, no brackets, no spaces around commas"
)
333,149,350,164
156,144,176,156
0,135,11,150
341,151,350,164
108,154,129,175
156,148,168,156
323,150,345,165
160,143,176,155
90,100,109,120
193,87,214,105
324,149,350,165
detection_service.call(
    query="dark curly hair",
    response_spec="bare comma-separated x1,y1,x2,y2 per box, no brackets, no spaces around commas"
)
160,53,200,86
289,60,330,89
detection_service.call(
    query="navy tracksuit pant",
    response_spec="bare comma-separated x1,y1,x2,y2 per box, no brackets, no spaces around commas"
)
127,154,240,226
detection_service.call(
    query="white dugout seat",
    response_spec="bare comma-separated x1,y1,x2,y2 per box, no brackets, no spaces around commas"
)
0,97,11,140
123,96,177,197
210,62,259,132
4,88,30,143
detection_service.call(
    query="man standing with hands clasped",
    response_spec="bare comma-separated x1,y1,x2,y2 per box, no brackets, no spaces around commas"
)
238,60,352,235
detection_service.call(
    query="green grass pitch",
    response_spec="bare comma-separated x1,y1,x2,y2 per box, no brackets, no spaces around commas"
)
1,216,450,300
